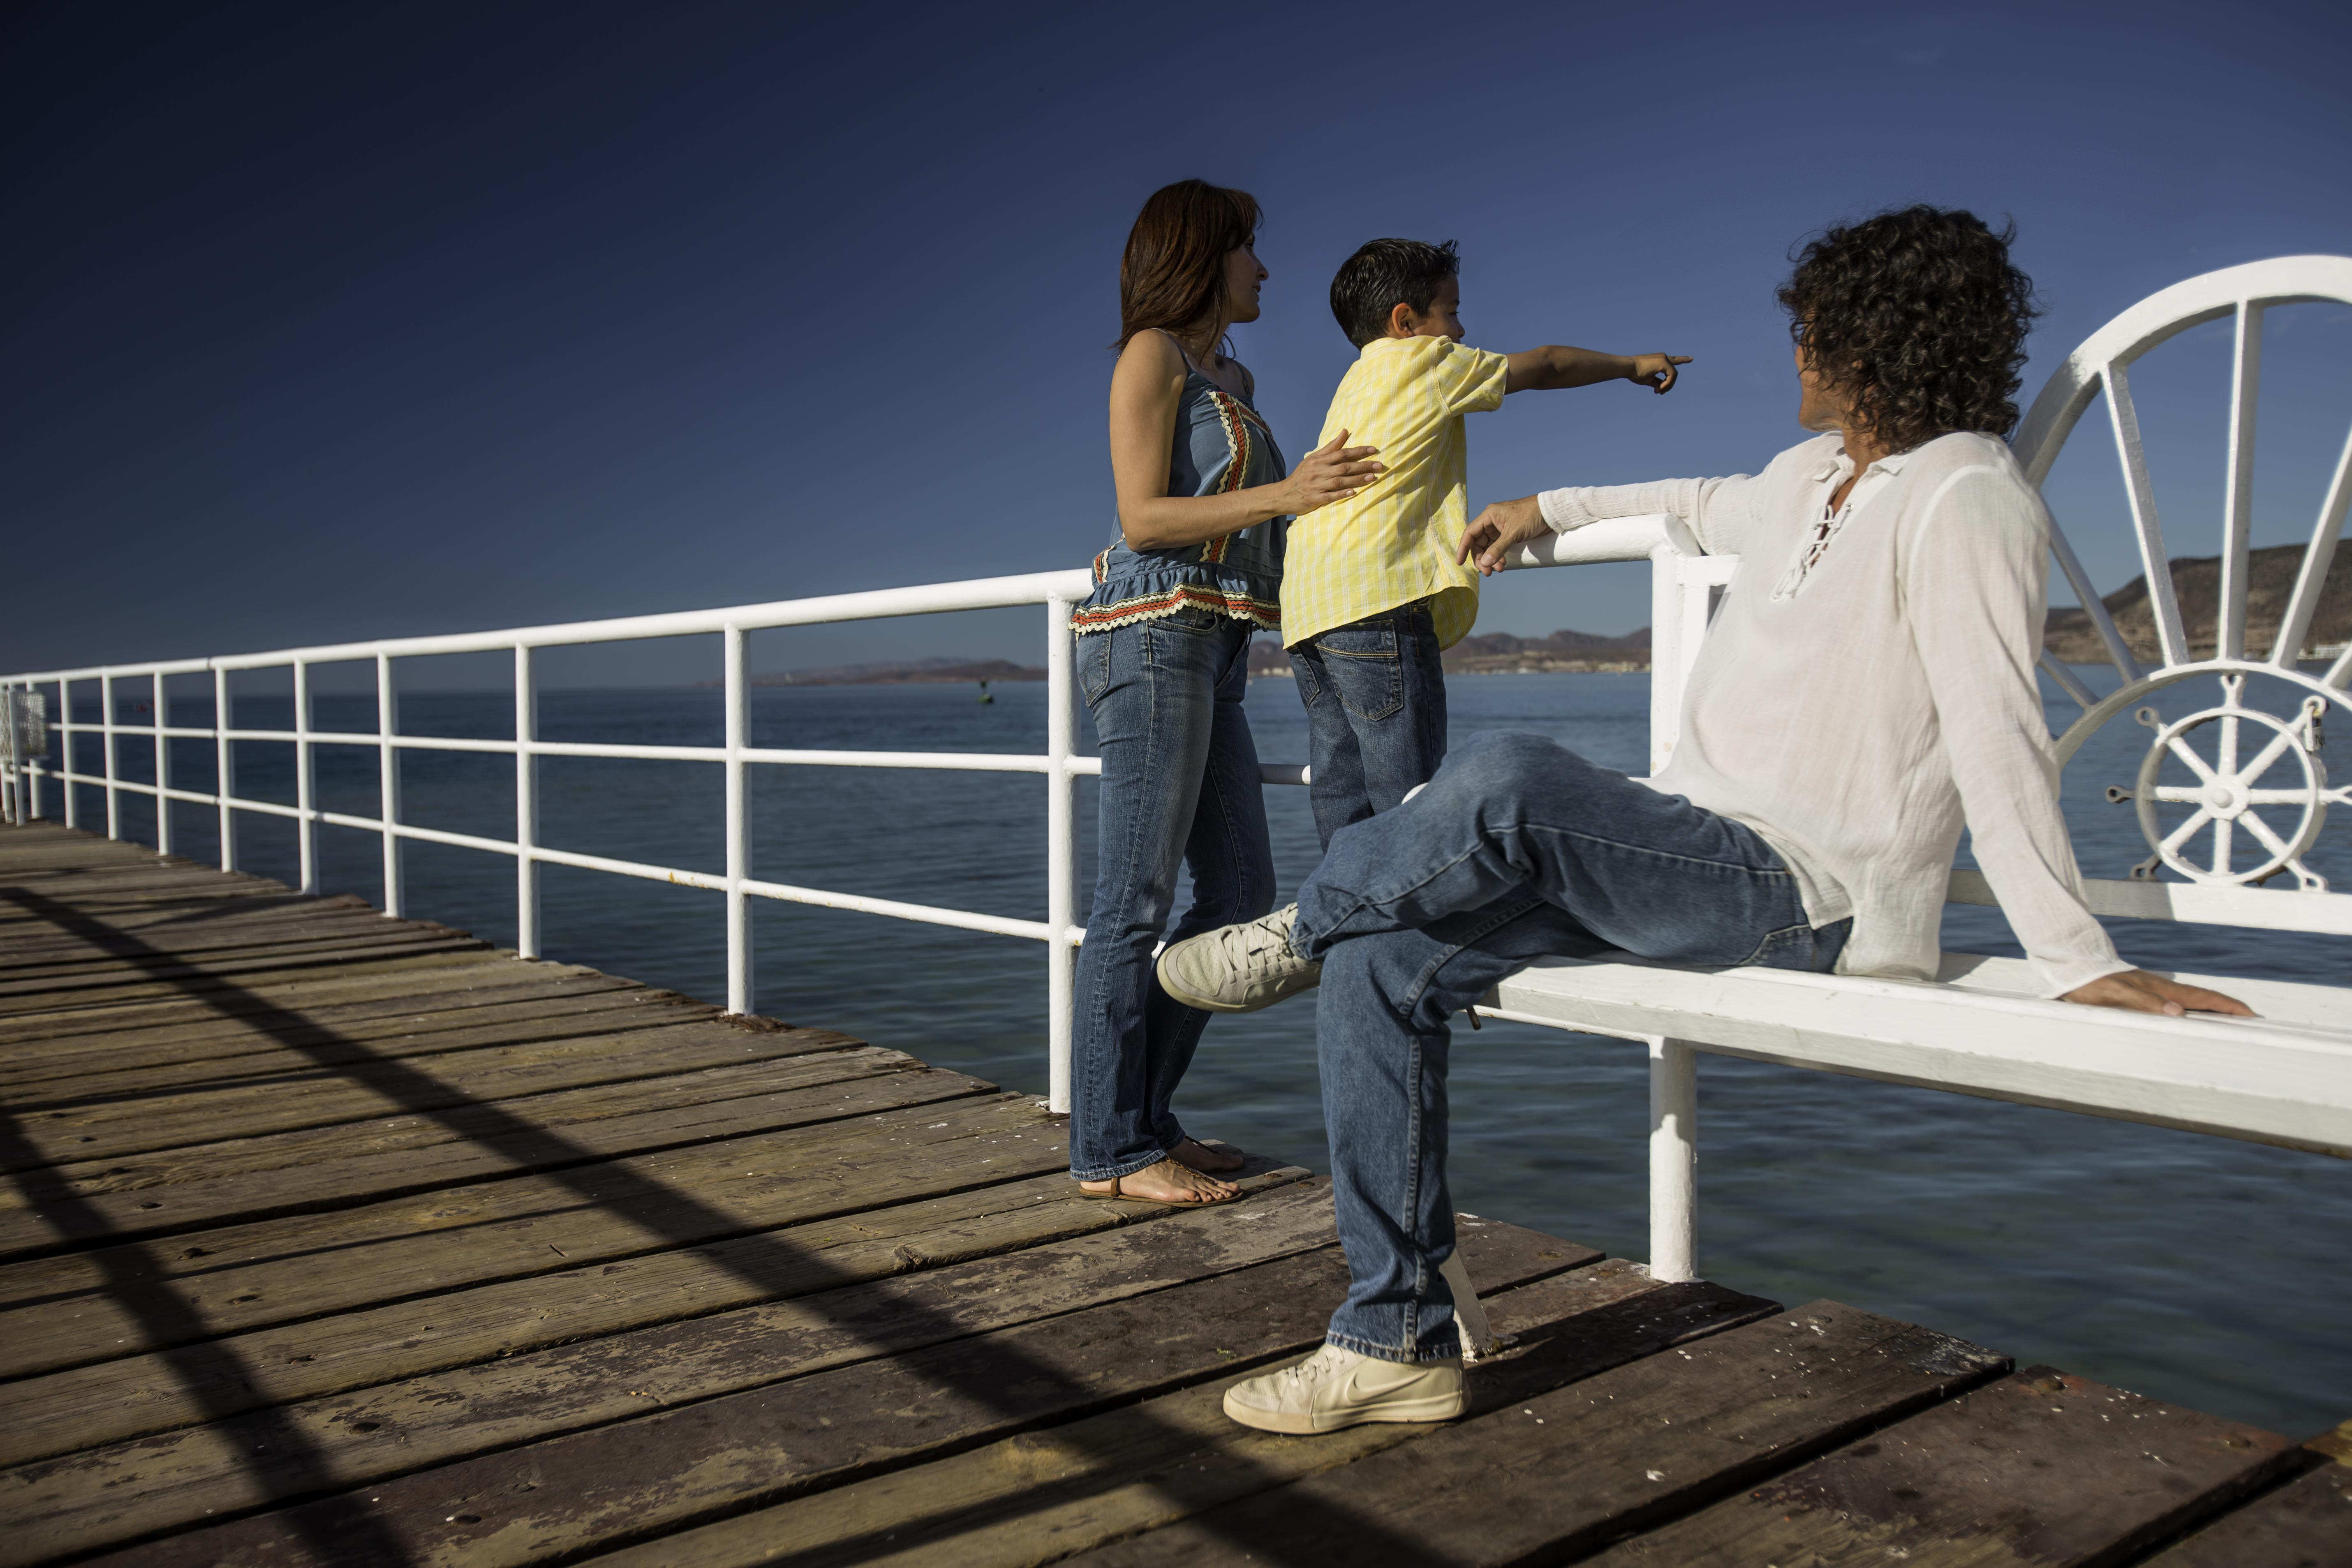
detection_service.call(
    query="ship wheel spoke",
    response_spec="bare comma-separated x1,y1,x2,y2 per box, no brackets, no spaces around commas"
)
2209,817,2234,877
2160,807,2215,855
2239,809,2294,859
2230,724,2299,786
2163,735,2221,785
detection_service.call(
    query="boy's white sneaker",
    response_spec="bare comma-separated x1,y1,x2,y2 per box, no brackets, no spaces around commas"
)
1155,904,1322,1013
1222,1342,1468,1434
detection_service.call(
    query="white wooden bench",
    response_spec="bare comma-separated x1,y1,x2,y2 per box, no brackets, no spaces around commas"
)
1485,256,2352,1281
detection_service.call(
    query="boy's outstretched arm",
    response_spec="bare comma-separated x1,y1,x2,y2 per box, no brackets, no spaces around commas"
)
1504,347,1689,395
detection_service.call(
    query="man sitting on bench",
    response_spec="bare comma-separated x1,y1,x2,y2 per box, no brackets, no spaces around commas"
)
1153,205,2252,1437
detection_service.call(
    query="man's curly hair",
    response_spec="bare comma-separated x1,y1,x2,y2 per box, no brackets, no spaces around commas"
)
1777,206,2039,454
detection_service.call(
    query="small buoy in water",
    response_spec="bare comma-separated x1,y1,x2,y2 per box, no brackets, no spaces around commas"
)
978,680,993,705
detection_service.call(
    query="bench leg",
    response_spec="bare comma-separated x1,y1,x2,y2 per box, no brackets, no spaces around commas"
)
1649,1036,1698,1282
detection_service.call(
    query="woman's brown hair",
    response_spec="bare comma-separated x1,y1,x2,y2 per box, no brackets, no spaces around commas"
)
1115,179,1261,353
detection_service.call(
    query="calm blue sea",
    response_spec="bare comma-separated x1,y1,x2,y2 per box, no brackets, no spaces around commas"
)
57,665,2352,1439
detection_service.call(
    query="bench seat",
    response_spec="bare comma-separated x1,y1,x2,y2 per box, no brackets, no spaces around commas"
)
1486,953,2352,1157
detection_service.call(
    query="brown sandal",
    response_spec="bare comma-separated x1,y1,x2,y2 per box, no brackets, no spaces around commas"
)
1078,1162,1240,1207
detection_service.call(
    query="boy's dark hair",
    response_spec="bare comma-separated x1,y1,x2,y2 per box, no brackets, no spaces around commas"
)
1330,238,1460,348
1117,179,1262,353
1777,206,2040,453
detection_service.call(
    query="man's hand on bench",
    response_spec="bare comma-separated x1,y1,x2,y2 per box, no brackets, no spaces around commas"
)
2062,969,2256,1018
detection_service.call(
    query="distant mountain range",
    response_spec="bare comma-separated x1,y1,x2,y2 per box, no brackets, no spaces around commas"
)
1246,627,1651,676
2042,540,2349,664
722,657,1045,688
734,543,2344,687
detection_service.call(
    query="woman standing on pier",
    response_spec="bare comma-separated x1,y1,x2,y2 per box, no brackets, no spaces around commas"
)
1067,180,1381,1205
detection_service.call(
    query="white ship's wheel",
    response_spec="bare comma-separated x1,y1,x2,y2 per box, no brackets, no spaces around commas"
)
2013,256,2352,890
2102,680,2343,889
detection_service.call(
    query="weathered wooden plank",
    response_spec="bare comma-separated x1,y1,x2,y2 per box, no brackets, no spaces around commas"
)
6,1175,1337,1561
2,1018,856,1170
1057,1302,2011,1568
1584,1366,2299,1567
0,1049,964,1256
65,1214,1592,1568
0,916,471,981
0,1168,1296,1466
0,895,382,963
0,932,490,1010
0,860,291,900
0,953,580,1045
0,937,493,1016
5,1042,882,1207
0,895,394,954
2137,1457,2352,1567
0,984,689,1093
0,1092,1063,1377
590,1258,1778,1568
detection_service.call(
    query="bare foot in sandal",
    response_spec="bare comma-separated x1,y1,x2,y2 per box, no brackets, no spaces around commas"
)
1173,1138,1245,1173
1078,1156,1239,1205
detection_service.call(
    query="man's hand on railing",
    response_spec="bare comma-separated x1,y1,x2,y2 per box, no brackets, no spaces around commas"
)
2062,969,2256,1018
1457,495,1550,576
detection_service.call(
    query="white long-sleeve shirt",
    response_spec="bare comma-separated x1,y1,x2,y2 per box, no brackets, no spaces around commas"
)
1538,431,2129,997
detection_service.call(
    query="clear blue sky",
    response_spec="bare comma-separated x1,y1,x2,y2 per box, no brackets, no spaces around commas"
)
6,0,2348,687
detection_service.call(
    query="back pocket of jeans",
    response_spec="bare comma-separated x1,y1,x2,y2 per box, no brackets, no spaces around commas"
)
1080,629,1115,703
1316,624,1402,721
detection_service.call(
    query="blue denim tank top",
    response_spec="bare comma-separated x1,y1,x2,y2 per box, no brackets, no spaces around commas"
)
1072,354,1288,636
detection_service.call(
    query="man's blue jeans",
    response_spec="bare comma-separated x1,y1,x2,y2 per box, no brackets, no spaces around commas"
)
1289,730,1851,1363
1070,607,1277,1181
1287,600,1449,849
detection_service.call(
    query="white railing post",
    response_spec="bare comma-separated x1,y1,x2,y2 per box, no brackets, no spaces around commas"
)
2,684,16,826
294,661,317,893
515,645,540,957
60,678,77,829
1045,597,1078,1113
213,666,235,872
377,652,403,918
1648,1036,1698,1282
27,684,44,820
101,673,120,840
724,625,750,1014
151,671,172,858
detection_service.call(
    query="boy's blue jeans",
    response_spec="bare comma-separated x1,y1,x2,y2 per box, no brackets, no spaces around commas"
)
1287,600,1448,849
1070,607,1276,1181
1289,731,1851,1363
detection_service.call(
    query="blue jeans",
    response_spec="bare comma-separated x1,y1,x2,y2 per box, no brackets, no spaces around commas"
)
1289,731,1852,1362
1070,608,1277,1180
1287,601,1449,849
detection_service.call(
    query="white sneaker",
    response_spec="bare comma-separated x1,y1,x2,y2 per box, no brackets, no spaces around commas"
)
1156,904,1322,1013
1222,1342,1468,1434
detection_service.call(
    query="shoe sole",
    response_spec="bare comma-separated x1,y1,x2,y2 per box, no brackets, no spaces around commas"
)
1153,951,1318,1014
1221,1386,1469,1434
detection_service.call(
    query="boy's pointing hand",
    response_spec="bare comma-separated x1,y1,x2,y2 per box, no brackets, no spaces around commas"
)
1630,355,1693,394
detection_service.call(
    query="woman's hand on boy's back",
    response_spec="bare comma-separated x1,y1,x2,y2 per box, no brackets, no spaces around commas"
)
1457,496,1549,575
1284,430,1385,517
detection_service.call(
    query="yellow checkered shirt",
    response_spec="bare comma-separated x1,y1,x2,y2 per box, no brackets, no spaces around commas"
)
1279,335,1510,649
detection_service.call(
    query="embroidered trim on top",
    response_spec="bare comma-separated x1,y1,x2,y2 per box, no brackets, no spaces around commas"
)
1771,499,1852,601
1200,390,1270,565
1095,389,1274,578
1070,582,1280,634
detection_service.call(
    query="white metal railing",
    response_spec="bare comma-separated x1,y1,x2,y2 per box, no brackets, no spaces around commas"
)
0,571,1134,1108
0,527,1715,1122
7,513,2345,1295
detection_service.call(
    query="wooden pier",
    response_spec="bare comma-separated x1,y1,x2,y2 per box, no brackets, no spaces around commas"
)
0,819,2343,1567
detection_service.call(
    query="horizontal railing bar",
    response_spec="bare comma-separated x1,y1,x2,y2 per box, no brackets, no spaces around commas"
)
2,570,1101,684
738,875,1052,942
